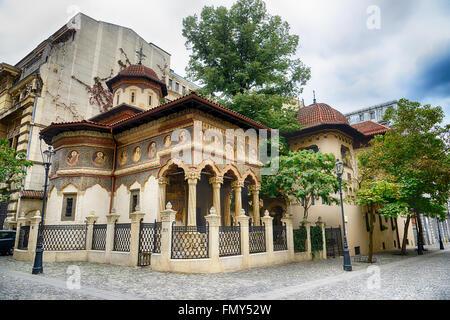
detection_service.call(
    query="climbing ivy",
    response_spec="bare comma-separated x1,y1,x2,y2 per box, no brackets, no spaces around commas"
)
310,226,323,252
293,226,307,252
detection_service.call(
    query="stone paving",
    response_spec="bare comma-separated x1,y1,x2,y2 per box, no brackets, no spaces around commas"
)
0,245,449,300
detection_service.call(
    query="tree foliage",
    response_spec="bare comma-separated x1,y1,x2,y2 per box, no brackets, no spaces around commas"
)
182,0,310,131
262,150,341,220
0,138,34,202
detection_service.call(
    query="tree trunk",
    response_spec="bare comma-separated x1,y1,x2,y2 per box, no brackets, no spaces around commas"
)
368,207,376,263
401,215,411,255
394,217,401,249
415,209,424,255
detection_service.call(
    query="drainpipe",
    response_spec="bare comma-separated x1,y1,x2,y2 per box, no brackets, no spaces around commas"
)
109,127,117,214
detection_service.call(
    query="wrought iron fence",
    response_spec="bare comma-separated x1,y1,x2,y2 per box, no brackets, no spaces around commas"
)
219,224,241,257
92,224,107,251
113,223,131,252
273,224,287,251
18,225,30,250
138,221,162,266
171,222,209,259
249,223,266,254
42,224,87,251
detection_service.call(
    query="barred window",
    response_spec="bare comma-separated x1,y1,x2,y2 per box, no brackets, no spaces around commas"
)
148,95,152,106
61,194,76,221
130,190,140,213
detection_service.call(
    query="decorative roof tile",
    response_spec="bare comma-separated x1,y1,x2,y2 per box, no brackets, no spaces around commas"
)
297,103,350,128
352,120,390,136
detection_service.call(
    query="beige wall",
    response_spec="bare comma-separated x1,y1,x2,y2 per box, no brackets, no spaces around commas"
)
113,85,160,109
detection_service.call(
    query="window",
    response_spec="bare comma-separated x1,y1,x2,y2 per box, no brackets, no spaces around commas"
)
301,145,319,153
175,82,180,93
168,79,173,90
370,111,375,120
382,242,386,250
130,190,140,213
61,194,77,221
359,113,364,121
355,246,360,255
311,196,315,206
117,94,120,105
347,173,352,182
148,95,152,106
130,91,136,104
391,217,395,230
394,240,397,248
182,86,186,94
379,215,385,231
341,146,351,166
322,197,326,205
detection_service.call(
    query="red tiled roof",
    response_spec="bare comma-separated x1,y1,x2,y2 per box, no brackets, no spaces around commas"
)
20,190,44,199
297,103,349,128
352,120,390,136
118,64,161,82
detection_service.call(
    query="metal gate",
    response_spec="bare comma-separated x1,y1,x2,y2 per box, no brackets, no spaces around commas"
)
138,221,160,267
325,227,343,258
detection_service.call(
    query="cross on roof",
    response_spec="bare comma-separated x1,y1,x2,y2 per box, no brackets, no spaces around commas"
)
136,46,146,65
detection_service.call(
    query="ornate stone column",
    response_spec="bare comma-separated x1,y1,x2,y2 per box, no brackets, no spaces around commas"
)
158,202,177,270
209,176,223,223
236,209,250,268
250,185,261,226
186,171,200,226
232,181,244,225
261,210,274,263
158,177,169,222
224,190,232,226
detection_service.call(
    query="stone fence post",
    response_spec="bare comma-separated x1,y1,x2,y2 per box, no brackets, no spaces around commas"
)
281,214,294,261
316,217,327,260
85,212,98,251
205,207,220,270
261,210,274,262
14,212,27,250
159,202,176,268
27,212,42,261
129,207,145,267
105,211,120,263
236,209,250,268
303,220,312,259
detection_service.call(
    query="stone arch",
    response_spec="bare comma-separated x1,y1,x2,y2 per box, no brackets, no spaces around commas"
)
220,164,242,181
196,159,221,177
242,168,259,185
158,158,188,178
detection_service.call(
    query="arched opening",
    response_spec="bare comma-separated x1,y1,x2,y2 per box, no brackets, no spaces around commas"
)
222,168,239,226
196,165,216,227
270,206,284,227
163,164,187,225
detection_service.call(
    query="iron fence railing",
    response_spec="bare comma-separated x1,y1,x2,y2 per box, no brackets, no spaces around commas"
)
92,224,107,251
171,222,209,259
219,225,241,257
18,225,30,250
273,224,287,251
153,222,162,254
113,223,131,252
42,224,87,251
249,223,266,254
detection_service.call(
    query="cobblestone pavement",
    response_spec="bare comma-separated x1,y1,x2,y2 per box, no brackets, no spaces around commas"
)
0,245,448,300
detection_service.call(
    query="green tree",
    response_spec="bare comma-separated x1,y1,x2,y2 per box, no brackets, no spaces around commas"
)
0,138,34,202
182,0,310,131
262,150,341,221
358,99,450,254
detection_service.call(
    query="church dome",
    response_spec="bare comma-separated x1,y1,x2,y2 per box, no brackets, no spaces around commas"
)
106,64,168,97
297,103,349,128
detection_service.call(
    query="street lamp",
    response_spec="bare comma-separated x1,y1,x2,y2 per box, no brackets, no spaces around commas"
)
335,159,352,271
32,143,55,274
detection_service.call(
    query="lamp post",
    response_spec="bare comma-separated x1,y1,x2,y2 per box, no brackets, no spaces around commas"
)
335,159,352,271
32,144,55,274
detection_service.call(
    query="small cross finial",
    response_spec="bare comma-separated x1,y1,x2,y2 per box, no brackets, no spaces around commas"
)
136,46,146,65
313,90,316,104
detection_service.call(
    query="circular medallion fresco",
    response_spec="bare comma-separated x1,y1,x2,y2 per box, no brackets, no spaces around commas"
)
147,141,157,159
163,135,172,148
66,150,80,166
92,151,107,167
119,150,128,166
132,146,142,163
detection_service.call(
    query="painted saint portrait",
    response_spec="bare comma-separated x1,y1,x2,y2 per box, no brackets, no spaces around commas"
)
66,150,79,166
178,130,187,144
119,150,127,166
93,151,107,166
147,141,157,159
163,135,172,148
132,146,141,163
225,142,234,161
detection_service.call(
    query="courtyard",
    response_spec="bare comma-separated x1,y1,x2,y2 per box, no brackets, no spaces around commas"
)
1,245,448,300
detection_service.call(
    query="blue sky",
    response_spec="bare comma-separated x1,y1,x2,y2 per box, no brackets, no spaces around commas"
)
1,0,449,124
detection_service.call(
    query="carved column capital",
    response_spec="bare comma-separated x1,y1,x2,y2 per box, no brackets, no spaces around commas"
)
158,177,169,185
185,171,201,182
209,176,224,186
231,181,244,189
249,184,261,193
